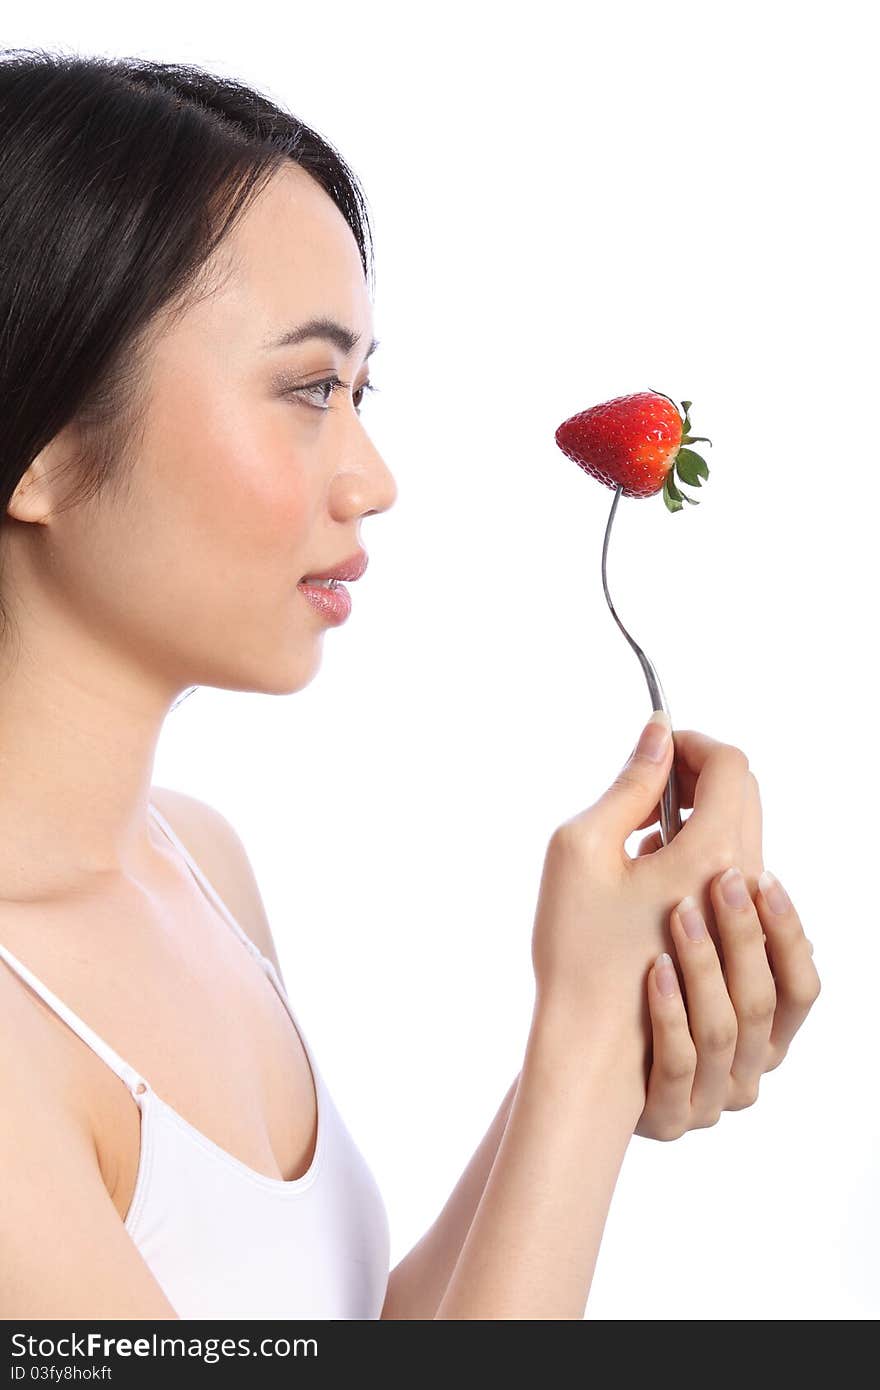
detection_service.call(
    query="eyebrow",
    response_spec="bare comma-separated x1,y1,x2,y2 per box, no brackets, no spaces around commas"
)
261,316,380,359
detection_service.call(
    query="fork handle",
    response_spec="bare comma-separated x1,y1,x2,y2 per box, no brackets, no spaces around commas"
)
601,486,684,846
659,748,683,846
638,661,682,846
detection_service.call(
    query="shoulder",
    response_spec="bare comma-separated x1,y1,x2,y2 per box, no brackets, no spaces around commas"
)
149,788,285,981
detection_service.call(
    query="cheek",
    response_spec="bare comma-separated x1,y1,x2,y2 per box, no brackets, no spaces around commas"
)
210,450,311,560
153,385,314,568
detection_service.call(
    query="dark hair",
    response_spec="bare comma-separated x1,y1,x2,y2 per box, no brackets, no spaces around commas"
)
0,46,375,641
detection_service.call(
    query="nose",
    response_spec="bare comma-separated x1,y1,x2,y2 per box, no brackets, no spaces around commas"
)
330,426,398,520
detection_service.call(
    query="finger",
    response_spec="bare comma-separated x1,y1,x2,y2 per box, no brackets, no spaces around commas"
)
631,733,754,873
631,739,750,867
631,729,754,834
629,741,702,831
739,772,764,896
755,870,821,1065
621,724,706,835
711,865,776,1100
642,954,697,1139
582,713,675,852
660,728,735,809
669,897,738,1125
663,734,751,863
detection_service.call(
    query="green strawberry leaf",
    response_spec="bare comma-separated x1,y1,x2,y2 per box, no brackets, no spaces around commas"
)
676,464,702,487
680,491,700,505
675,448,710,483
665,473,684,501
663,485,683,513
681,400,692,413
680,434,713,447
663,475,684,512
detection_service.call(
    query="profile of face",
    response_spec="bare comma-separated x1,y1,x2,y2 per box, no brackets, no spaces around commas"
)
5,163,398,700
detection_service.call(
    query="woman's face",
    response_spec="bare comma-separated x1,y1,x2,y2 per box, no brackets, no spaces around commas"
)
9,162,397,697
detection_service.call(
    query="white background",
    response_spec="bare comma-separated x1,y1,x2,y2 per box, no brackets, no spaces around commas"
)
9,0,877,1319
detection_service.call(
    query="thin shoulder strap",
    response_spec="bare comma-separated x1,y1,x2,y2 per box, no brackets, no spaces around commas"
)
0,941,148,1096
148,802,269,967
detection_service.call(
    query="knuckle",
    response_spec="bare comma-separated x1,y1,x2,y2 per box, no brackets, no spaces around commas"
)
720,834,746,867
791,972,822,1010
739,991,777,1026
660,1046,698,1083
705,836,742,876
548,821,594,863
723,911,764,943
695,1108,723,1129
656,1121,687,1142
729,1080,760,1109
679,842,734,884
611,765,650,799
547,824,572,858
699,1018,738,1054
672,829,738,881
690,947,722,979
723,744,750,777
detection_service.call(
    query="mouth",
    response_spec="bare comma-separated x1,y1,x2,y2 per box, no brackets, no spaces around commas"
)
298,549,368,585
296,574,354,624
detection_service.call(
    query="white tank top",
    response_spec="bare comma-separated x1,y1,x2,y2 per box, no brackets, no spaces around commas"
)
0,802,390,1320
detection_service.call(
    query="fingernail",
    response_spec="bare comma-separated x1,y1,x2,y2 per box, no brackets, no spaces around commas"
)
758,869,790,915
720,865,749,908
655,952,677,996
677,895,706,941
636,710,671,763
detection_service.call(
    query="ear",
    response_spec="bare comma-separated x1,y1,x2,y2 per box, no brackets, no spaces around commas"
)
6,444,61,525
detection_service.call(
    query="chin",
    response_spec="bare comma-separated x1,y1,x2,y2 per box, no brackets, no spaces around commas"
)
192,639,324,698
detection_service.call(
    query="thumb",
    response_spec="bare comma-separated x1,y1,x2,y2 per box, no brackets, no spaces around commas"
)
589,710,674,848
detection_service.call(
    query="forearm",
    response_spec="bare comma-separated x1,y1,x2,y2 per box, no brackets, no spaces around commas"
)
381,1072,521,1319
434,1004,646,1319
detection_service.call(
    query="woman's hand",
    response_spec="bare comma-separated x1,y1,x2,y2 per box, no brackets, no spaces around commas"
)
531,717,760,1057
632,748,821,1140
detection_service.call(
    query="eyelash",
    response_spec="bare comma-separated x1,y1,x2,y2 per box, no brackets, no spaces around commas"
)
284,375,379,415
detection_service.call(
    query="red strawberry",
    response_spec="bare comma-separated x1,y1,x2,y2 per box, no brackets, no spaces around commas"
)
554,389,712,512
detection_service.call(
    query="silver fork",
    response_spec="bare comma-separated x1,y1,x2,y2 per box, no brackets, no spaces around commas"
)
601,485,682,846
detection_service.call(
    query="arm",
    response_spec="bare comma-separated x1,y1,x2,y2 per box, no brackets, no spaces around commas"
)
155,794,641,1317
380,1071,521,1319
154,793,527,1317
435,1003,645,1319
0,1059,180,1318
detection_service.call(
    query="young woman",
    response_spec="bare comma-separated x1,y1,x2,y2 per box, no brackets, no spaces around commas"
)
0,49,820,1321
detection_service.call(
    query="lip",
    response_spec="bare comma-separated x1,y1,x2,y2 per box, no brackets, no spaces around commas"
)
297,580,352,625
299,549,368,583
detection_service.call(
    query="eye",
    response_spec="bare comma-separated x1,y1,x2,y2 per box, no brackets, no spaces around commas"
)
284,375,379,415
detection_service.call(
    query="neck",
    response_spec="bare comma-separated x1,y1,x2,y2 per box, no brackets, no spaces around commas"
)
0,614,187,898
